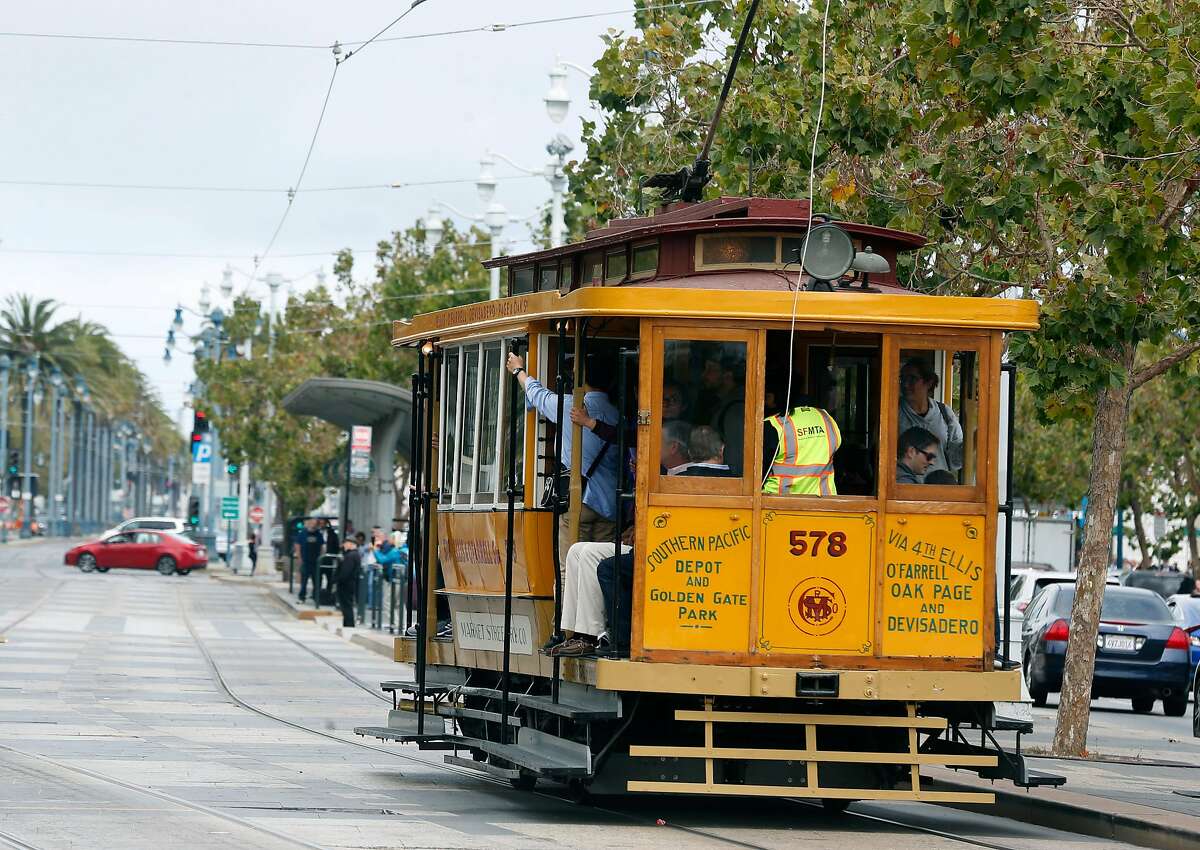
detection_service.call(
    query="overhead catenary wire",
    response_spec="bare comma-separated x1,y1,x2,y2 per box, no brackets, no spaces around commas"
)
765,0,832,492
0,174,538,193
0,1,719,51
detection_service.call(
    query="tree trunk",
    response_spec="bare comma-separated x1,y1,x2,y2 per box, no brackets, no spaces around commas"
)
1052,376,1133,757
1128,486,1153,570
1187,513,1199,573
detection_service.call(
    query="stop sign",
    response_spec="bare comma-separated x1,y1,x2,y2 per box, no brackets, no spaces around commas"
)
249,505,265,524
0,496,9,515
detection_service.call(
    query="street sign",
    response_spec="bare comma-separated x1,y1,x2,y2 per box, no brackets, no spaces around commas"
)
350,425,372,481
0,496,9,515
192,434,213,486
220,496,239,520
249,505,264,524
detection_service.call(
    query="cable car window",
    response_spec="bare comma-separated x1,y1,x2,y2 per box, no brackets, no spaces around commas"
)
538,265,558,292
441,348,460,498
583,251,604,285
760,330,879,497
631,242,658,277
661,339,746,477
894,347,979,492
560,259,574,289
512,266,535,295
455,344,481,505
605,248,627,283
474,342,503,502
700,235,776,267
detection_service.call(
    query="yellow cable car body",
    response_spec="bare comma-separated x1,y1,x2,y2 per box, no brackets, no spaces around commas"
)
357,197,1053,804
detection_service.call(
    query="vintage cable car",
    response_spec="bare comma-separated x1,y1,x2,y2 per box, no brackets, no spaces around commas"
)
356,195,1061,805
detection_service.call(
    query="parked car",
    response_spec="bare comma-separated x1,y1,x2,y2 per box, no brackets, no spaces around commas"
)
1007,569,1118,624
65,531,207,576
1166,594,1200,682
101,516,191,540
1021,584,1192,716
1122,569,1195,599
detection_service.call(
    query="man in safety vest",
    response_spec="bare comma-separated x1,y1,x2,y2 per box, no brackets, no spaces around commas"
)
761,381,842,496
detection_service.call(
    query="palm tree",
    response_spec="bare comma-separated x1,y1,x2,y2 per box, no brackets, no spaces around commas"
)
0,295,78,375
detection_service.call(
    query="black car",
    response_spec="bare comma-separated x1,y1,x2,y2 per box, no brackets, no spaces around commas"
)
1021,584,1192,716
1121,569,1194,599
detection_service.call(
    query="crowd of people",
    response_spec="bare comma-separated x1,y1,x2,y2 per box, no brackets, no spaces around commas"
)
294,517,409,629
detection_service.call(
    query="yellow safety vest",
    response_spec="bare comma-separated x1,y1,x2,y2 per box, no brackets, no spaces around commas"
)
762,407,842,496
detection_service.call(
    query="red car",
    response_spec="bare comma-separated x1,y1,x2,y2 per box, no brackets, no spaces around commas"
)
65,531,208,576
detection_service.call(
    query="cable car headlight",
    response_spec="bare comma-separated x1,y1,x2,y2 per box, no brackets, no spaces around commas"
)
801,223,855,286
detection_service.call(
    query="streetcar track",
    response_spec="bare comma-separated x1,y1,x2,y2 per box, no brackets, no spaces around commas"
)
231,587,1030,850
0,827,41,850
0,742,326,850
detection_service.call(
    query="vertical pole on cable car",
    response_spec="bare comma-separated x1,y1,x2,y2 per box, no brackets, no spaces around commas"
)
424,355,439,633
411,353,427,734
407,371,421,632
551,322,568,703
420,352,436,702
500,337,522,744
608,348,633,657
1000,363,1017,666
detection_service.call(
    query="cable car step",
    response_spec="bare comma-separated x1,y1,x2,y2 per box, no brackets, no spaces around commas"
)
355,728,592,776
450,684,621,721
444,754,520,780
438,705,521,727
1021,769,1067,788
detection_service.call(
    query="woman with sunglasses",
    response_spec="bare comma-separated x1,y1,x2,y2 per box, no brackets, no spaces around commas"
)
898,357,963,478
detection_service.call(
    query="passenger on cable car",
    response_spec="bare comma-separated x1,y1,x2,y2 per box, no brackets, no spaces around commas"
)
760,373,841,496
898,357,963,477
676,426,734,477
923,468,957,485
896,427,941,484
506,350,620,561
546,420,687,657
660,419,693,475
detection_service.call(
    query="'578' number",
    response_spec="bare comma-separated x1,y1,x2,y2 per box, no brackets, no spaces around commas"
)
789,530,847,558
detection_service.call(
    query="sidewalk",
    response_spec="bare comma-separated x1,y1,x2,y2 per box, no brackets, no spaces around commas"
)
208,561,398,660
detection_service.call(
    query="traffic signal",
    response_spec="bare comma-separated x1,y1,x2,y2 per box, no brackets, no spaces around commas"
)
6,450,17,476
187,497,201,527
192,410,209,433
226,462,239,475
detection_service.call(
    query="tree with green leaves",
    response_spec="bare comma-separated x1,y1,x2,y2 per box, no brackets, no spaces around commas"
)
569,0,1200,755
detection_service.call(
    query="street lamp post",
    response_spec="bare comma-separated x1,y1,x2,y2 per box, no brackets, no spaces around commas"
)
47,369,63,537
481,140,575,250
21,356,38,538
0,354,9,543
424,200,524,300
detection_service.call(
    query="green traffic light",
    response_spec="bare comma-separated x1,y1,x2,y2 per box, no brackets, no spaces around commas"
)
226,463,238,474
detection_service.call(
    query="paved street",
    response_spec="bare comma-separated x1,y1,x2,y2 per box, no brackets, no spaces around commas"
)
0,541,1162,849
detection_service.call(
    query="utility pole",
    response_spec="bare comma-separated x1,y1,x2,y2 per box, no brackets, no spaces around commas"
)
0,354,10,543
21,355,38,538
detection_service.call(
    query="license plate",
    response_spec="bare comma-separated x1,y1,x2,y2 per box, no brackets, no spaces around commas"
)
1103,635,1136,651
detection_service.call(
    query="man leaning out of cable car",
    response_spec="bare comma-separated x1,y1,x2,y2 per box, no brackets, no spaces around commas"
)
507,350,621,561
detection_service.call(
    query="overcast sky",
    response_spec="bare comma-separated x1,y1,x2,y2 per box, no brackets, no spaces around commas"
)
0,1,628,422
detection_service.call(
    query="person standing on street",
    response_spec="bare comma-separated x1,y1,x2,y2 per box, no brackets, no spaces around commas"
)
337,538,362,628
295,519,323,603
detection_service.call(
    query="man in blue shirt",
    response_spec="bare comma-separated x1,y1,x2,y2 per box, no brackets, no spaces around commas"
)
506,350,620,564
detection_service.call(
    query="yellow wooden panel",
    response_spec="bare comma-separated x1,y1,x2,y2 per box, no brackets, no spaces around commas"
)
756,511,876,656
881,514,987,658
641,507,753,652
435,511,555,597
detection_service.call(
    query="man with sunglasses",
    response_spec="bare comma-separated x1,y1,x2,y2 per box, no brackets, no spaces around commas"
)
896,427,941,484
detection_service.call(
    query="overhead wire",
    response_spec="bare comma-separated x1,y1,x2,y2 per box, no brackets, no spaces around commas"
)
766,0,832,492
0,174,537,193
0,1,719,51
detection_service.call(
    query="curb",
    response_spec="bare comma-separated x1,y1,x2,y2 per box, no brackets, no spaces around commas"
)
927,769,1200,850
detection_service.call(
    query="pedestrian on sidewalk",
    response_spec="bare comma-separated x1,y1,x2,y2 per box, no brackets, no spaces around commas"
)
337,538,362,628
295,519,323,603
248,533,258,576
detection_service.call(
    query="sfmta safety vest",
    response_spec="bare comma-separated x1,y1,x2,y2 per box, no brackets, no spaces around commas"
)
763,407,842,496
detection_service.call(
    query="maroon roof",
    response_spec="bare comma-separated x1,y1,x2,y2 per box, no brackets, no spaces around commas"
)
482,196,926,270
